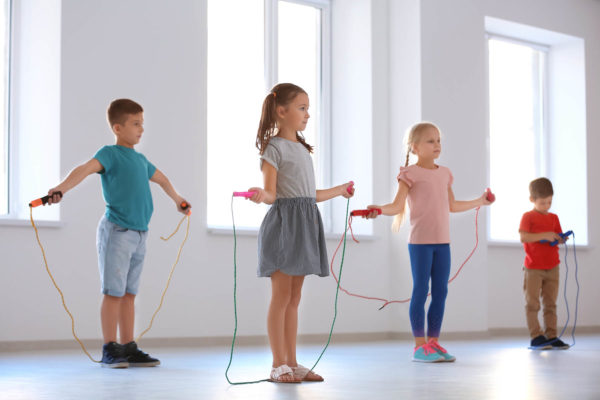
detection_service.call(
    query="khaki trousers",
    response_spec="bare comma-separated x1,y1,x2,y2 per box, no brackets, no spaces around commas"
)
523,266,559,339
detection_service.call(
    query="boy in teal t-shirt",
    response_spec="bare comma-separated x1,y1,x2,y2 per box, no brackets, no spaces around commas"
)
46,99,190,368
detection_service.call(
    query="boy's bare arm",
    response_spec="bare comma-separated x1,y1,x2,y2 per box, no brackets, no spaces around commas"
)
519,230,561,243
150,169,190,214
47,158,104,204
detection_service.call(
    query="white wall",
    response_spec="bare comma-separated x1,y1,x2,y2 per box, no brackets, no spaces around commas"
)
1,0,599,345
416,0,600,331
0,0,393,343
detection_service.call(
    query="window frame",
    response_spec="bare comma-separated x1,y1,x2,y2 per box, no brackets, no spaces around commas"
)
0,0,12,217
0,0,62,226
206,0,332,233
486,33,550,244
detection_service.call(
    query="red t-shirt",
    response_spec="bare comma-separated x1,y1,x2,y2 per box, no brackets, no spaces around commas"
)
519,210,563,269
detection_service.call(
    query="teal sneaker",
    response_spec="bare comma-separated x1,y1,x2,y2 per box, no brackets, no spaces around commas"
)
412,343,445,363
428,339,456,362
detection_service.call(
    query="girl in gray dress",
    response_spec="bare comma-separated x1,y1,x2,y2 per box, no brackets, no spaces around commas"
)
249,83,354,383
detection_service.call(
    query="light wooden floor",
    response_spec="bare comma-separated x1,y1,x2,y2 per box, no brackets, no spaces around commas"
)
1,335,599,400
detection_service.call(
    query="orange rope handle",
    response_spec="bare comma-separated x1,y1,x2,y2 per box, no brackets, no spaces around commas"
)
29,207,101,363
136,213,190,342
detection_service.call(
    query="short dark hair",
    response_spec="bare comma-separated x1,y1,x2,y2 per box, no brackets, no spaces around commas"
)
529,177,554,199
107,99,143,127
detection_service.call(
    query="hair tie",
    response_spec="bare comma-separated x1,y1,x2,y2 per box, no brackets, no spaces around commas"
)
272,92,277,99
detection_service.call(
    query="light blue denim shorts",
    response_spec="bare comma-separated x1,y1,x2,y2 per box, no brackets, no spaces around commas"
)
96,215,148,297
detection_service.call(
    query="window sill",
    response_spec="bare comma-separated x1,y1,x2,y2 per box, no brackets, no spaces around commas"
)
207,227,377,241
488,240,591,250
0,218,63,228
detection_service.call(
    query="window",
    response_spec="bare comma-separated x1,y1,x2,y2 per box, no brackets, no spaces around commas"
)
0,0,61,223
0,0,10,216
488,36,547,242
486,17,588,245
207,0,330,230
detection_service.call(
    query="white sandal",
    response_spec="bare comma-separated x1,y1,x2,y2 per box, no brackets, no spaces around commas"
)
291,364,324,382
269,364,302,383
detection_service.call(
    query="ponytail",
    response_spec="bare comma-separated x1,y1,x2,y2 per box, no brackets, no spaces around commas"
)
256,92,278,155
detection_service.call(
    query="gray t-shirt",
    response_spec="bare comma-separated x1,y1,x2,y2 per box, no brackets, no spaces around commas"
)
260,136,316,198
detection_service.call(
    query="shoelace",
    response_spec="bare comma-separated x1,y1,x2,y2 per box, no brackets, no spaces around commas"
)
416,343,436,355
429,341,447,353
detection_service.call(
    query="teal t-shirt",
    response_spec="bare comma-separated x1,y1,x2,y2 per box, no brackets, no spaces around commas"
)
94,145,157,231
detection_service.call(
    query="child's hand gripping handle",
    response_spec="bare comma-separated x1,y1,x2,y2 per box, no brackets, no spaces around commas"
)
540,230,573,246
346,181,355,195
486,188,496,203
180,201,191,215
29,191,63,207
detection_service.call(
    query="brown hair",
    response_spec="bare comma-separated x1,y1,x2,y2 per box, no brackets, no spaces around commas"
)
255,83,313,155
107,99,143,127
529,177,554,199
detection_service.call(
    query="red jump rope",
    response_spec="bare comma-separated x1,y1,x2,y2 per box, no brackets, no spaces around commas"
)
332,188,495,310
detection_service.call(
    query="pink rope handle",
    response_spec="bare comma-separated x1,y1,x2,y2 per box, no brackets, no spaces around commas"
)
329,207,481,310
232,191,256,198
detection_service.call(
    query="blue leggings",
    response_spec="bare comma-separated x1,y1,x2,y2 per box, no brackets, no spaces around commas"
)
408,244,451,338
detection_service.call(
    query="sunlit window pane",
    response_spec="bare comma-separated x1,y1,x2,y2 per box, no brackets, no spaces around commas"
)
207,0,267,228
0,0,9,215
488,38,545,242
278,1,322,187
208,0,327,230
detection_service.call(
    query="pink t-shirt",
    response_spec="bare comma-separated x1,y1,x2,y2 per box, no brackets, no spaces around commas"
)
397,164,453,244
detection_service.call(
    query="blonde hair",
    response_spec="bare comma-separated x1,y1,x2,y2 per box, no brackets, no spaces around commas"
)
392,121,441,232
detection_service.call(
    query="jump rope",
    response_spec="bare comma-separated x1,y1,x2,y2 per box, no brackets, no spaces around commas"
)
327,188,495,310
226,189,352,384
29,192,191,363
529,230,580,349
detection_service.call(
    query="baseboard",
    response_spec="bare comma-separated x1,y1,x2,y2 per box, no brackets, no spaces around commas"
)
2,327,599,352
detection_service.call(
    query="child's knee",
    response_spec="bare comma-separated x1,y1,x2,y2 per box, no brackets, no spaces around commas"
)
288,291,302,307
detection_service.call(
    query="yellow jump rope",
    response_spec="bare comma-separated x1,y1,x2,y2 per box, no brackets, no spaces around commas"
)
29,194,191,363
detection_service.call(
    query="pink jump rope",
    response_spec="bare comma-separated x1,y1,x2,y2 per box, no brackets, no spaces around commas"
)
332,187,495,310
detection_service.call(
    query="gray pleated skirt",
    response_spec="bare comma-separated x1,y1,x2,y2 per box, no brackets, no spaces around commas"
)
257,197,329,277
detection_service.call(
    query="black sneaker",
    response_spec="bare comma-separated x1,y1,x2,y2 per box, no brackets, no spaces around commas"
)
530,335,552,350
123,341,160,367
547,337,570,350
101,342,129,368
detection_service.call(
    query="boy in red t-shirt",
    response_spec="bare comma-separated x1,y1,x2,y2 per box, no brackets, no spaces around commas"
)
519,177,569,350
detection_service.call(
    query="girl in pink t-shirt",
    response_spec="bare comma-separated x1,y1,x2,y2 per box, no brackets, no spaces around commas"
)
365,122,492,362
